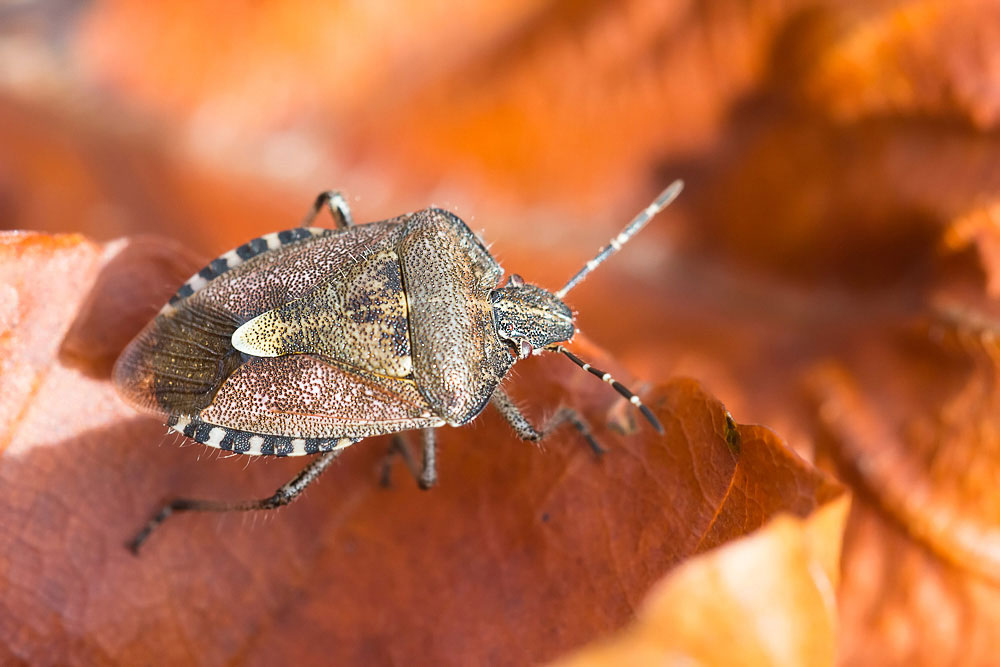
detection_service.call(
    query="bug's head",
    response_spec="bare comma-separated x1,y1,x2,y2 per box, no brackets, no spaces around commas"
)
491,274,574,359
491,180,684,434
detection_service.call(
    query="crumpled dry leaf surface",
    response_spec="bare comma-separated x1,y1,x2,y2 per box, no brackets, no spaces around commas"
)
0,233,839,664
552,495,849,667
4,0,1000,664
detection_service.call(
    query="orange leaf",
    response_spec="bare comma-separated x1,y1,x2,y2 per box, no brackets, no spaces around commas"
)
552,495,849,667
0,232,840,664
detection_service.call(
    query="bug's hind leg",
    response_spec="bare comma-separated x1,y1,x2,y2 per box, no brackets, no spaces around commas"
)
491,388,605,456
128,449,343,554
380,429,437,490
302,190,355,229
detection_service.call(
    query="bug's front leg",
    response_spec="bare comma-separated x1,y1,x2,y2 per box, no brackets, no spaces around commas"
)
491,388,605,455
128,449,343,554
380,428,437,490
301,190,355,229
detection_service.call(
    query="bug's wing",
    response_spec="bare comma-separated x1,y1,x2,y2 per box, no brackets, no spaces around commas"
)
231,246,412,378
198,354,443,440
174,220,405,321
114,220,407,418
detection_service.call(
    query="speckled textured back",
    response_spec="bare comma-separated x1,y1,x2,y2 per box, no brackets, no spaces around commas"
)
231,244,413,378
399,209,513,425
115,220,405,417
200,354,442,439
188,220,404,322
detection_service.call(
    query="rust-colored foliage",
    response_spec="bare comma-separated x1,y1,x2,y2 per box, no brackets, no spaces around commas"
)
554,496,849,667
2,0,998,664
0,233,837,664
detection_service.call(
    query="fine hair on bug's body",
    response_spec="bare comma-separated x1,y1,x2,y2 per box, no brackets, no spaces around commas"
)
116,181,684,552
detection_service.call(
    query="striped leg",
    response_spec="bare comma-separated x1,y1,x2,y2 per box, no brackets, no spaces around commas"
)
128,449,343,554
491,388,604,456
380,428,437,490
555,346,664,434
302,190,354,229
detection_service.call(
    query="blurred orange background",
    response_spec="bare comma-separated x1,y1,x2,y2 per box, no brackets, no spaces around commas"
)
3,1,1000,665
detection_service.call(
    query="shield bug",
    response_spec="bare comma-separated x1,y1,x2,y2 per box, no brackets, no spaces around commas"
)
117,181,684,552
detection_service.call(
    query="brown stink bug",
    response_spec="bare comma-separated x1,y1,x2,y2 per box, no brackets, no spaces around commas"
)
116,181,684,552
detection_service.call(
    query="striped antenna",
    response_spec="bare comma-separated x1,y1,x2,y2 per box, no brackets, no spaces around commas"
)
555,346,664,434
555,179,684,299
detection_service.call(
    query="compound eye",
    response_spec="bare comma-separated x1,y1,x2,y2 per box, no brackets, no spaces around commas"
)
518,339,533,359
508,273,525,287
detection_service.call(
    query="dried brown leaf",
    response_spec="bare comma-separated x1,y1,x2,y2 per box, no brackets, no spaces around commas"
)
0,232,840,664
552,495,849,667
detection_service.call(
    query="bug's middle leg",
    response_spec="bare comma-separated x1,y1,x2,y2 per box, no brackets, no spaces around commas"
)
380,428,437,490
491,388,605,455
302,190,354,229
128,449,343,554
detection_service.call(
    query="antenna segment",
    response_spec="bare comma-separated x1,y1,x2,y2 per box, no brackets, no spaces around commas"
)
555,179,684,299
